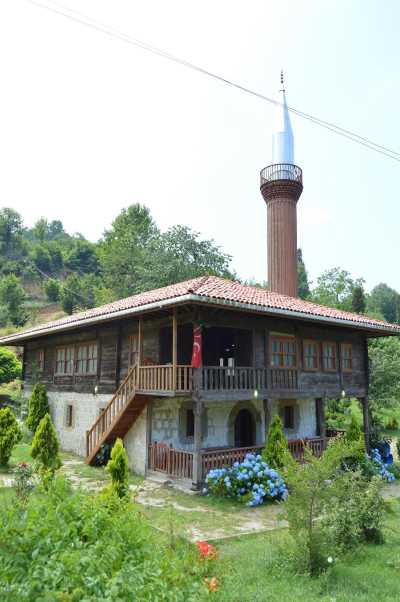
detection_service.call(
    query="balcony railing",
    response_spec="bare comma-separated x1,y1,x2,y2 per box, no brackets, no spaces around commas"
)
260,163,303,186
135,365,300,394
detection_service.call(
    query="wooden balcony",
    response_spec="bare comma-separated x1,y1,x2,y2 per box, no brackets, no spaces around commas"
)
135,365,300,396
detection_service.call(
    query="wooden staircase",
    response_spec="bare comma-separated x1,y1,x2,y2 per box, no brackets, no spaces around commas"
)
85,364,148,465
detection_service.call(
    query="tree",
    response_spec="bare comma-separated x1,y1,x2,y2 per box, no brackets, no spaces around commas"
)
0,348,21,385
26,384,50,433
367,283,400,324
60,274,84,315
310,267,365,312
0,407,22,466
99,204,160,298
297,248,310,299
31,245,52,272
352,285,366,314
44,278,61,302
32,218,49,243
30,413,61,474
262,415,291,470
0,208,24,259
369,337,400,408
0,274,27,326
107,438,129,498
65,240,100,274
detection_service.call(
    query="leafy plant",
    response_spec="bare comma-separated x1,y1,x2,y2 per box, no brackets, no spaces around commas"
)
204,453,288,506
262,415,291,470
0,347,21,385
106,438,129,498
0,476,207,600
30,413,61,483
0,407,22,466
26,383,50,433
14,462,34,504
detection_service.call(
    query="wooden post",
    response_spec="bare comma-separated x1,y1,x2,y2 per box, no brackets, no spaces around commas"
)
191,367,203,489
172,308,177,391
360,396,370,452
138,318,143,365
145,399,153,475
315,397,326,439
115,323,123,390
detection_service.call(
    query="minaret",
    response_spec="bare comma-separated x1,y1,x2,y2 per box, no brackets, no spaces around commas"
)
260,72,303,297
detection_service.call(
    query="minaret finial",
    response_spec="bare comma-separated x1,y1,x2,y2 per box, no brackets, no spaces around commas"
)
280,70,285,92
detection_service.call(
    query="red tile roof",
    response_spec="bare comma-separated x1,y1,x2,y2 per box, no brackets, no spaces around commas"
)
1,275,399,344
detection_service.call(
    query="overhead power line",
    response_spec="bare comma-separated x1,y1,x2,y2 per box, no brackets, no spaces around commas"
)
25,0,400,163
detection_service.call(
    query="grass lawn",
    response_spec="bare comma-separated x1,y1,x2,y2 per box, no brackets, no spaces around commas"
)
212,498,400,601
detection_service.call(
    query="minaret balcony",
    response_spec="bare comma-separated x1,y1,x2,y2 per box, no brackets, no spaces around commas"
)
260,163,302,186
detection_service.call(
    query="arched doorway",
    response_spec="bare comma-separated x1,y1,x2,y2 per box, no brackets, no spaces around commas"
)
234,409,255,447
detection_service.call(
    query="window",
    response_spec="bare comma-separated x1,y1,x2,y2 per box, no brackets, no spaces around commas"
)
341,344,353,372
129,334,139,366
66,405,73,428
270,336,297,368
186,409,194,438
283,405,295,429
76,343,98,374
37,349,45,372
55,346,74,375
303,340,319,371
322,342,337,372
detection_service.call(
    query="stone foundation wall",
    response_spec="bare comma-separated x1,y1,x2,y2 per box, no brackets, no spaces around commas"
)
24,389,148,475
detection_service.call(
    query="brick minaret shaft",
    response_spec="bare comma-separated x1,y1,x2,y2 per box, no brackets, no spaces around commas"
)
260,73,303,298
261,174,303,297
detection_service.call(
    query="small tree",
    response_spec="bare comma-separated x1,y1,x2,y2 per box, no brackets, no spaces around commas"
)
30,413,61,478
262,415,291,470
107,438,129,498
346,413,363,444
44,279,61,302
0,407,22,466
0,347,21,385
26,384,50,433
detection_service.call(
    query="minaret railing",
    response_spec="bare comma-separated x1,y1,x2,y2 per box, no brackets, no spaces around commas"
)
260,163,302,186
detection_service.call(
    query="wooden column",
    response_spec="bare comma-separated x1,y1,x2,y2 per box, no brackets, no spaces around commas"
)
191,367,203,489
172,308,177,391
263,398,272,437
315,397,326,439
145,399,153,474
138,318,143,365
359,396,370,451
115,323,123,390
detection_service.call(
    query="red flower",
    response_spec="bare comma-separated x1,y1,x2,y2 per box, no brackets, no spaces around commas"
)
196,540,218,560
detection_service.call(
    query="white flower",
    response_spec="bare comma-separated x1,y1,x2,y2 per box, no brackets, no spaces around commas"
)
327,556,333,564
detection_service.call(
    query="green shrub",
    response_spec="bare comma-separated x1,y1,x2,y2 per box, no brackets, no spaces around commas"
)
283,437,369,576
262,415,291,470
30,413,61,482
385,417,399,430
107,438,129,498
0,347,21,385
26,383,49,433
0,476,206,601
0,407,22,466
342,414,365,469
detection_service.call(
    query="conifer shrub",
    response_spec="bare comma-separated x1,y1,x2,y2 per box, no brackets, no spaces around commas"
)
26,383,50,433
106,438,129,498
343,414,365,469
262,415,292,470
0,407,22,466
30,413,61,484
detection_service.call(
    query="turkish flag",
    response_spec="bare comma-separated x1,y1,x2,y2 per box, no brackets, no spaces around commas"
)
191,325,203,368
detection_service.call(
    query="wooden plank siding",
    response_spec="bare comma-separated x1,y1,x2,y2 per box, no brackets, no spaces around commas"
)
23,306,368,399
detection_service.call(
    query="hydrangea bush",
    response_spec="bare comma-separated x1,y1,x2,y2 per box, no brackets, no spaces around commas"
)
204,453,288,506
367,448,396,482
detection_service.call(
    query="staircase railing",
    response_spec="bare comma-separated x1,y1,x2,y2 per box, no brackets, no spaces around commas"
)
86,364,137,460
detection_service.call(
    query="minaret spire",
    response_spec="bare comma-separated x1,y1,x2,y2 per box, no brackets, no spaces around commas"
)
259,72,303,298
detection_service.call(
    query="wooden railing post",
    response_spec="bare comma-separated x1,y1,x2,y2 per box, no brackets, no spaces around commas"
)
191,367,203,490
172,308,177,391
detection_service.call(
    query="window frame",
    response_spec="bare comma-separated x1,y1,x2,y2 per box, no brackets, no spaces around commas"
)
37,349,45,373
322,341,338,373
75,342,98,375
55,345,75,376
302,340,320,372
283,405,295,430
55,342,98,376
341,343,353,373
270,335,298,370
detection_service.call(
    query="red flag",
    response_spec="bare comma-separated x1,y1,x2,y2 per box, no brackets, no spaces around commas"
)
191,325,202,368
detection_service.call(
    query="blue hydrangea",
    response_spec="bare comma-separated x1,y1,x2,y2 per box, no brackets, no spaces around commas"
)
204,452,288,506
367,448,396,482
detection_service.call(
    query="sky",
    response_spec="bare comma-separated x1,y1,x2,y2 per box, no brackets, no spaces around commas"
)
0,0,399,293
